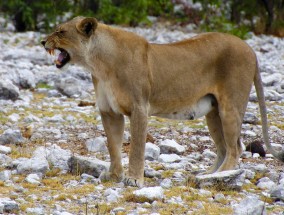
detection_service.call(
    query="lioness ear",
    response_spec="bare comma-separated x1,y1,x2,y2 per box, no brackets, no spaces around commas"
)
76,17,98,37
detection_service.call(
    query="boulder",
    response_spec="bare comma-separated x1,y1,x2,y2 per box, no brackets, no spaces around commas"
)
0,129,25,145
0,198,19,213
195,169,246,190
233,195,266,215
270,185,284,201
0,80,19,101
68,155,109,177
17,157,49,174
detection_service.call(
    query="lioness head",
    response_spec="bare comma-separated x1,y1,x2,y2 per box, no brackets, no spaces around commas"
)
41,17,97,68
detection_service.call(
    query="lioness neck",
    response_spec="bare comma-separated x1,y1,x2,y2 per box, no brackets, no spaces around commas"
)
88,24,148,81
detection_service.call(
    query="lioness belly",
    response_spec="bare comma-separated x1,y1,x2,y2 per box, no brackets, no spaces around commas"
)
152,95,216,120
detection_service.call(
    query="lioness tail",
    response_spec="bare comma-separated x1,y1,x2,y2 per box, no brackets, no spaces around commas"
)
254,61,284,162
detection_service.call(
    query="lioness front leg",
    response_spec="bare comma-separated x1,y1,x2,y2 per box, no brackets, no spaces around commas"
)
124,107,148,187
99,111,125,182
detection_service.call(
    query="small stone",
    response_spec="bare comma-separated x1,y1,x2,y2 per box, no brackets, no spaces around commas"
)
104,188,121,203
262,73,282,86
257,177,276,190
145,142,160,161
158,154,181,163
270,185,284,201
159,139,185,155
187,152,202,161
173,171,184,180
26,207,45,215
144,168,161,178
85,137,107,152
133,186,164,202
244,130,257,137
251,164,268,173
0,129,25,145
244,169,255,180
112,207,126,213
241,151,252,159
199,136,211,142
160,178,172,188
81,173,95,181
77,133,88,139
253,153,260,158
198,189,212,196
243,112,259,124
55,77,83,98
166,196,184,205
47,114,64,123
270,143,283,151
214,193,225,203
8,113,20,122
233,195,266,215
0,170,11,181
0,145,12,154
25,173,41,185
202,149,217,159
47,89,61,97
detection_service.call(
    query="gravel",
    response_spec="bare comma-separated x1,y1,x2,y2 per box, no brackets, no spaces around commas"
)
0,19,284,214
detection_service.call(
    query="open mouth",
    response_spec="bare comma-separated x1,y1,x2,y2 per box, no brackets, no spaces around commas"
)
47,48,70,68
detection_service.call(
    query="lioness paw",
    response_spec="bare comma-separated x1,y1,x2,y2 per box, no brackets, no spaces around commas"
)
123,177,144,188
99,171,124,183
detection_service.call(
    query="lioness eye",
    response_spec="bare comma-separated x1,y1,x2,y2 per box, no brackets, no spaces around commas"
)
56,30,65,34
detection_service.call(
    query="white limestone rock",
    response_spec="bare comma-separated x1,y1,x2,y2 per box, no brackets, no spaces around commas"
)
0,145,11,154
85,137,107,152
159,139,185,155
158,154,181,163
195,169,246,190
257,177,276,190
133,186,164,202
233,195,266,215
145,142,160,161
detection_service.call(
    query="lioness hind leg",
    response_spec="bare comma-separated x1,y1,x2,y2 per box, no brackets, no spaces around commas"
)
216,107,243,172
99,111,125,182
205,108,226,174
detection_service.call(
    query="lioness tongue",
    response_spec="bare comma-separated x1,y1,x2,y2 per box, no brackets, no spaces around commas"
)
58,52,66,63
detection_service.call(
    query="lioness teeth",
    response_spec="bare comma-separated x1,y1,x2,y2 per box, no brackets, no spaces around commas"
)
55,60,61,65
48,49,55,55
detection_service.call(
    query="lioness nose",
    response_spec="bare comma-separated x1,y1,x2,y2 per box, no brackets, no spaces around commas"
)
41,40,46,46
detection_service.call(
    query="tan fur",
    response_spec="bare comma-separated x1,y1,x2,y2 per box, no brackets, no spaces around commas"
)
42,16,284,187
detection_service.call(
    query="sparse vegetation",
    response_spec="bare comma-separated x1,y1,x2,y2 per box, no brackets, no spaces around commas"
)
1,0,284,36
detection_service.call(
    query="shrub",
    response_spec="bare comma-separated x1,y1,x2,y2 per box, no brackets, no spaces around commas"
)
0,0,72,32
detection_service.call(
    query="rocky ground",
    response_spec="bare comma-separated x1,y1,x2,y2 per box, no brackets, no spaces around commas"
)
0,20,284,214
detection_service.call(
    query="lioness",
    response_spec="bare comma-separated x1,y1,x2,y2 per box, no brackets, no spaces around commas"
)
41,16,284,187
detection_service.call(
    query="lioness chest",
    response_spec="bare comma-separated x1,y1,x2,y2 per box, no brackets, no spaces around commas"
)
96,81,120,113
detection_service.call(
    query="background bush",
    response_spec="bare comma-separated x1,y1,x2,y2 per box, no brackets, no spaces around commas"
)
0,0,283,38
